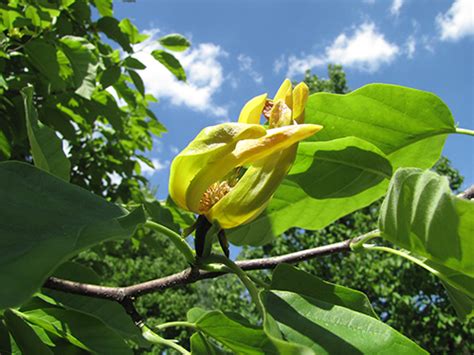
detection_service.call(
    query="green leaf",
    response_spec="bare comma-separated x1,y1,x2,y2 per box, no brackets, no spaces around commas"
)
270,264,377,318
228,137,391,245
123,57,146,70
0,161,146,309
3,310,52,354
144,199,181,232
60,36,98,99
24,39,66,90
97,17,132,52
16,308,132,354
151,50,186,81
118,18,148,44
22,87,71,181
43,262,145,345
228,84,456,245
128,70,145,96
158,33,191,52
261,290,427,354
188,308,276,354
443,281,474,321
190,333,227,355
0,318,11,354
0,129,11,159
100,65,121,88
379,168,474,277
93,0,113,17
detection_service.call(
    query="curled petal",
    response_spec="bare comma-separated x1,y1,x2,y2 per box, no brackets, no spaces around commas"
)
208,146,297,229
274,79,293,108
169,123,266,211
292,82,309,123
238,93,268,124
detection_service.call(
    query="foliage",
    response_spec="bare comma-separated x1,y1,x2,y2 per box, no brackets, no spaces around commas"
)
1,6,473,354
0,0,185,201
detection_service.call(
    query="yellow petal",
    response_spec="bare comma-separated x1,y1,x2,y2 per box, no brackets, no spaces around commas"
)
292,82,309,123
232,124,322,165
169,123,266,212
238,93,268,124
184,123,322,213
274,79,293,107
208,146,297,229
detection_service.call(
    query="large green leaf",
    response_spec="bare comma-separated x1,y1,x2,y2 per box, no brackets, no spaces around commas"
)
97,17,132,52
229,84,455,245
262,290,427,354
228,137,391,245
16,308,132,354
270,264,377,318
3,310,52,354
0,161,145,309
118,18,148,44
187,308,276,354
22,87,71,181
379,168,474,277
42,262,145,345
93,0,113,17
158,34,191,52
151,50,186,81
60,36,98,99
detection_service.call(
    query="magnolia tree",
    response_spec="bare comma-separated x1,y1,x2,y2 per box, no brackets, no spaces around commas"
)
1,1,473,354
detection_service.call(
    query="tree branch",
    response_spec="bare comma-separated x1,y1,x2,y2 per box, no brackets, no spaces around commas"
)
43,234,363,302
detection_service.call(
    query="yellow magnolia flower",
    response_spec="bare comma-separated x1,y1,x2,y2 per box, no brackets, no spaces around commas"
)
169,79,322,230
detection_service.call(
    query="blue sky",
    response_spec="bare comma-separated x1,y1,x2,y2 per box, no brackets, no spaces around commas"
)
113,0,474,197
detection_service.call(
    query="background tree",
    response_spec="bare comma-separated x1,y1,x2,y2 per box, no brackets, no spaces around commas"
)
206,66,473,353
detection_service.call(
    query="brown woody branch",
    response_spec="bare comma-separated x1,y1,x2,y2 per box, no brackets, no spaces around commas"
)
43,235,362,302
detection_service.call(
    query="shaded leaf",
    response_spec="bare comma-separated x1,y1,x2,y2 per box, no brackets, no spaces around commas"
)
100,65,121,88
151,50,186,81
159,33,191,52
379,168,474,277
270,264,377,318
0,161,145,309
97,17,132,52
17,308,132,354
22,87,70,181
43,262,145,345
190,333,228,355
123,57,146,70
188,308,276,354
261,290,427,354
128,70,145,96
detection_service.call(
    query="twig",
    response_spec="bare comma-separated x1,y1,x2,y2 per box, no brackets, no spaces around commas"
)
43,234,364,301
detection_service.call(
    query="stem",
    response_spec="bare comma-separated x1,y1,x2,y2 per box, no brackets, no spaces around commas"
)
141,325,190,355
363,245,450,284
203,254,264,317
145,221,195,265
455,127,474,137
350,229,380,251
155,321,196,331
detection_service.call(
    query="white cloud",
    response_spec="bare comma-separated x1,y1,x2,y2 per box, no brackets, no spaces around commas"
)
273,54,286,74
139,158,168,177
436,0,474,41
287,22,399,76
390,0,404,17
405,35,416,58
237,54,263,84
132,30,228,117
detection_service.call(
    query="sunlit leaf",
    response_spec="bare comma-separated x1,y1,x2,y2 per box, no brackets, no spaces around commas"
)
158,33,191,52
151,50,186,81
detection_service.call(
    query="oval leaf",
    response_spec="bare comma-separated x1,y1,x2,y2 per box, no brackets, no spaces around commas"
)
158,33,191,52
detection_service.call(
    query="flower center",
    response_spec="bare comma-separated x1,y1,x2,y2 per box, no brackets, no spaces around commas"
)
199,181,231,213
